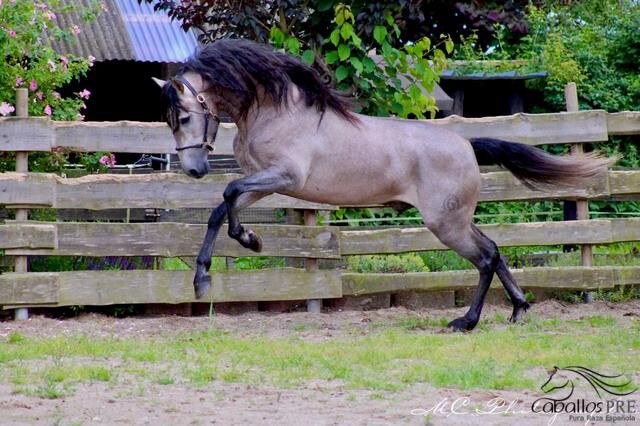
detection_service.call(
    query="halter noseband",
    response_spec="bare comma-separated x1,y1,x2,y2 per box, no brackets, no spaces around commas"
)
173,76,220,152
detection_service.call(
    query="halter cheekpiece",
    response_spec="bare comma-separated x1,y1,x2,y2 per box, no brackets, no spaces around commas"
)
173,76,220,152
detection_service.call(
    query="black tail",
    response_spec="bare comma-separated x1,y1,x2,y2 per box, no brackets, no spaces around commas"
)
470,138,614,190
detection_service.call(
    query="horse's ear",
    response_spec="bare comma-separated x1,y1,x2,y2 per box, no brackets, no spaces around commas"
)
170,78,185,94
151,77,166,88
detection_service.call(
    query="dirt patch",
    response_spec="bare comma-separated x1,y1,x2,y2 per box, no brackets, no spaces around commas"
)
1,300,639,425
2,300,639,342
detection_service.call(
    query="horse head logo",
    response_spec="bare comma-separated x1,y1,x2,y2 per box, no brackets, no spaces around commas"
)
540,366,637,400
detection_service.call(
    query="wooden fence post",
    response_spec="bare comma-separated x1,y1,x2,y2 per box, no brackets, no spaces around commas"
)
14,89,29,320
304,209,322,313
564,82,594,303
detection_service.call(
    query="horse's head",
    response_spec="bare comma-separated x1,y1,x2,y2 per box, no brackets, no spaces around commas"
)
541,367,572,394
153,73,219,179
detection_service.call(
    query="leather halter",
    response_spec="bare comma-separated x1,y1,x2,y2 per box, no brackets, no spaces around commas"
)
173,76,220,152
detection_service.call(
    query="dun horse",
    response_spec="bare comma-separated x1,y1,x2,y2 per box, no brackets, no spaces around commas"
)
154,39,611,331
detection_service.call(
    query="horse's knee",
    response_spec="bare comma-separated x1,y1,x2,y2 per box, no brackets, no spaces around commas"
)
223,182,241,202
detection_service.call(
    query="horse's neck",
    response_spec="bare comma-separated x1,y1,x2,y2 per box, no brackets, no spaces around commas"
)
238,85,310,140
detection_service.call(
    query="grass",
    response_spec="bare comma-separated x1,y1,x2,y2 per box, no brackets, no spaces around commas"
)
1,315,638,398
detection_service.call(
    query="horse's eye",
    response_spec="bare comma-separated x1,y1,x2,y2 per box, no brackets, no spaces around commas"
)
179,116,191,125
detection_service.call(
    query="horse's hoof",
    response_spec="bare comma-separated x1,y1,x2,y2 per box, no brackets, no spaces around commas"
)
242,229,262,253
509,301,531,323
447,316,477,332
194,274,212,299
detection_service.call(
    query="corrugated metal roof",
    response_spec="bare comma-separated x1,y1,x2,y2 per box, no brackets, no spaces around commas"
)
440,70,548,80
50,0,198,63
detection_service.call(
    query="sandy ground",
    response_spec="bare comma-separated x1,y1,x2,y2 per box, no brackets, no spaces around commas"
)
1,300,639,426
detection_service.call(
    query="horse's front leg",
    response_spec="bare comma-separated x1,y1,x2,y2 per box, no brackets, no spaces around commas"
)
223,168,297,252
193,192,267,299
194,202,227,299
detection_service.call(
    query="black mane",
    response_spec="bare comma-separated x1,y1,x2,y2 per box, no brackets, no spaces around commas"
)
169,39,358,124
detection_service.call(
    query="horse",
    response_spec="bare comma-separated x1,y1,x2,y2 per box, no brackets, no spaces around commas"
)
153,39,612,331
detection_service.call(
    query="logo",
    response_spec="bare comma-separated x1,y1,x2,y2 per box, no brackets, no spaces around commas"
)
532,366,638,424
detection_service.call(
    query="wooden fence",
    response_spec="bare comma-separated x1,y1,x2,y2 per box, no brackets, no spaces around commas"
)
1,102,640,311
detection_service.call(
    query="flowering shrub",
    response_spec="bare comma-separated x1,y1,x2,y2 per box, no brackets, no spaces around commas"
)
0,0,102,120
0,0,115,175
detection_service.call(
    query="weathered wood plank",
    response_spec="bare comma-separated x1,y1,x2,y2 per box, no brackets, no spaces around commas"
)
52,172,333,209
5,222,340,259
1,111,616,154
430,110,609,145
608,171,640,197
0,223,56,249
341,219,628,255
0,273,59,304
0,117,53,151
0,173,56,207
342,266,637,296
0,269,342,306
479,171,610,201
607,111,640,136
52,121,236,154
0,170,636,209
610,218,640,242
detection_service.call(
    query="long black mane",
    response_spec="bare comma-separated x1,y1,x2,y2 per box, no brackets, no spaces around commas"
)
168,39,357,124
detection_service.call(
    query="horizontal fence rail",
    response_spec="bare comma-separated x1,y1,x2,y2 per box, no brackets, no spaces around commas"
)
0,170,638,210
1,110,639,155
1,266,639,307
0,109,639,309
2,219,640,257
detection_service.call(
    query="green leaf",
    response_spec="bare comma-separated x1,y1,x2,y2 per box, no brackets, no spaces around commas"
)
325,50,339,65
335,65,350,82
317,0,334,12
409,84,422,101
302,50,315,65
373,26,388,45
350,57,363,74
338,44,351,61
285,37,300,55
340,23,353,40
445,38,454,54
363,57,376,72
269,27,285,45
330,29,340,46
351,34,362,49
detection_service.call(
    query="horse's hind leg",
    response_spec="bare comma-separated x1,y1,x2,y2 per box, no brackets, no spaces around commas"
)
420,209,529,329
426,221,500,331
495,258,530,322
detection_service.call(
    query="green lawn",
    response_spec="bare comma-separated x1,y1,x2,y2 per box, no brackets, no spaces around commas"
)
1,313,638,399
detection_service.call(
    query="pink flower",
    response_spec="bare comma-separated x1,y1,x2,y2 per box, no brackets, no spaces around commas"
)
0,102,15,116
29,79,38,92
15,77,23,87
52,91,61,99
79,89,91,99
70,25,81,35
44,11,56,20
99,154,116,168
47,60,56,72
8,29,16,37
36,91,44,100
43,105,52,116
60,56,68,65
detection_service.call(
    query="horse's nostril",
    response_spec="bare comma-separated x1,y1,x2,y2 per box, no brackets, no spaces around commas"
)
189,169,200,177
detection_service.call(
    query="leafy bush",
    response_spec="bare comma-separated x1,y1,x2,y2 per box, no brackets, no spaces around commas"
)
0,0,109,174
347,253,428,273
